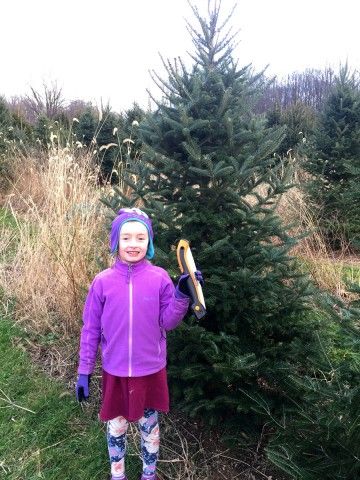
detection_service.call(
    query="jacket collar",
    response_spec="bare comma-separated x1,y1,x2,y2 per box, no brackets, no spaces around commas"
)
112,257,150,275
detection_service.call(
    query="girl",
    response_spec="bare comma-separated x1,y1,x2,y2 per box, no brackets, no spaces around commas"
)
76,207,198,480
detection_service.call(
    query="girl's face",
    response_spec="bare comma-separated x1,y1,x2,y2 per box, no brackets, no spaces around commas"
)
118,221,149,264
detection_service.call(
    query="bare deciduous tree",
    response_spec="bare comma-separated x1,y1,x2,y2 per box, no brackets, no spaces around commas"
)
257,68,337,113
24,82,65,121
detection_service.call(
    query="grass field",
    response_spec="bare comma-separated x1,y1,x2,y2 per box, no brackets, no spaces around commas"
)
0,205,141,480
0,305,140,480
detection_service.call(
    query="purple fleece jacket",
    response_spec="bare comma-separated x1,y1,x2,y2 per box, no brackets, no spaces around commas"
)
77,258,190,377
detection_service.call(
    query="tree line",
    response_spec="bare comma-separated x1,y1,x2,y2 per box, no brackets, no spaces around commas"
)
1,64,359,250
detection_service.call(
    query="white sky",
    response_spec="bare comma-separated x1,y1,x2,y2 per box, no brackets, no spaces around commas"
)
1,0,359,112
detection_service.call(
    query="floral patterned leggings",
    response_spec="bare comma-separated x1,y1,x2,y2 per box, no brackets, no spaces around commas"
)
107,408,160,479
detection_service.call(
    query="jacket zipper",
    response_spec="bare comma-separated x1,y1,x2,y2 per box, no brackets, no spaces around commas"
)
127,264,133,377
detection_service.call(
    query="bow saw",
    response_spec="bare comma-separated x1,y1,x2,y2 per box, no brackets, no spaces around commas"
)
176,239,206,320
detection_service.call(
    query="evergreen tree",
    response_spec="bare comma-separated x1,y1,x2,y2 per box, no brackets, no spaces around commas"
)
305,65,360,250
267,101,317,156
76,106,121,181
0,96,33,155
0,96,12,155
103,1,323,432
110,104,145,188
95,107,120,180
76,107,98,147
34,114,52,149
0,96,12,126
0,96,13,190
10,109,34,147
266,303,360,480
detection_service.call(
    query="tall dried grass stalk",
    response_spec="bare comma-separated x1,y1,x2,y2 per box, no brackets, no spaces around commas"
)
0,149,112,334
243,164,358,297
276,182,355,297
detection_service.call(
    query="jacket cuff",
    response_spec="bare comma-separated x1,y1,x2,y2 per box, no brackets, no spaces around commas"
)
175,286,190,300
77,366,93,375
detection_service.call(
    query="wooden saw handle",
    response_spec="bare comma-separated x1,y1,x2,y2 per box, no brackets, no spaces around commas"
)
176,239,206,320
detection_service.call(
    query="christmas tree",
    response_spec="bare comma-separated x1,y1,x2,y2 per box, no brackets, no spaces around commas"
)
103,2,324,431
305,65,360,250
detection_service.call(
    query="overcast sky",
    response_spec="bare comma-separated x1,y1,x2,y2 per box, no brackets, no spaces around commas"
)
1,0,359,112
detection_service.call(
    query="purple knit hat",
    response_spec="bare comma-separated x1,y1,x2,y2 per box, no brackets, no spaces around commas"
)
110,208,154,259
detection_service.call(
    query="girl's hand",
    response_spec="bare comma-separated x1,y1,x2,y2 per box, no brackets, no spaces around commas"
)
75,374,90,402
176,270,204,297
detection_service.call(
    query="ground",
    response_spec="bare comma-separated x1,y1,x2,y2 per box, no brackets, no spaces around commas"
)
8,323,290,480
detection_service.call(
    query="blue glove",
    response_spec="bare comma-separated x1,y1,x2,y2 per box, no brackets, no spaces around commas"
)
76,374,90,402
195,270,204,286
176,270,204,298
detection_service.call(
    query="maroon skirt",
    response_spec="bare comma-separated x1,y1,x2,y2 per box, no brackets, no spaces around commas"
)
99,368,169,422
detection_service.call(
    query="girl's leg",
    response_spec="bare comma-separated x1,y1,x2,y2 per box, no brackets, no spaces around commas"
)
138,409,160,480
107,415,129,479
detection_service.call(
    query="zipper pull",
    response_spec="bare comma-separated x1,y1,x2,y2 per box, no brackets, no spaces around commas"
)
126,264,132,284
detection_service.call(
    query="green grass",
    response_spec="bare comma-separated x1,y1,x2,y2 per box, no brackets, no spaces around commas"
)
0,206,141,479
297,256,360,289
342,263,360,287
0,308,140,480
0,206,18,229
0,206,19,262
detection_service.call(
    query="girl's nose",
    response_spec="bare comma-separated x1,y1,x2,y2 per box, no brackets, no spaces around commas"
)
130,239,141,246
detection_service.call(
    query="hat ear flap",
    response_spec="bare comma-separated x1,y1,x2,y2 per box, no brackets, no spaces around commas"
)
146,237,155,259
110,221,121,255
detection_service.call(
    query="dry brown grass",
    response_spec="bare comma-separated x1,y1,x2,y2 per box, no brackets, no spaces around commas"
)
0,148,112,335
276,178,359,297
1,153,358,342
127,413,285,480
243,165,359,297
